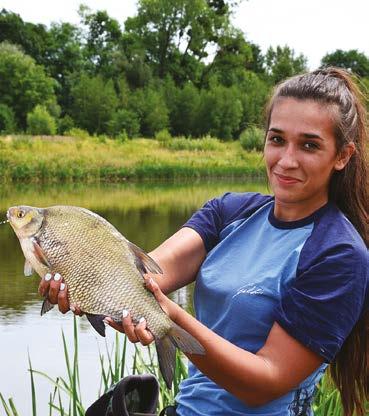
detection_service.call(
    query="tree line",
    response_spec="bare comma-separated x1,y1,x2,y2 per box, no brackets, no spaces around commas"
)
0,0,368,140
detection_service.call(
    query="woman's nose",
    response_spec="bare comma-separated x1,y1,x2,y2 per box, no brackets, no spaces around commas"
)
277,145,299,169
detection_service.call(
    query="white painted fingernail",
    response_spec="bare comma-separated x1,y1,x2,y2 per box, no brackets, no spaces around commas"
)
44,273,52,281
122,309,128,318
70,305,76,312
103,318,110,326
60,283,65,291
54,273,61,281
139,317,145,323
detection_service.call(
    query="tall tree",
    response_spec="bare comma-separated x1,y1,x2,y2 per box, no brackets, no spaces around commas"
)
123,0,237,84
265,45,307,84
321,49,369,78
0,42,57,129
0,9,50,66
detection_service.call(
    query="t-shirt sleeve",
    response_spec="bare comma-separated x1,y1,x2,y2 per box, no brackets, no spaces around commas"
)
182,195,225,252
274,244,368,362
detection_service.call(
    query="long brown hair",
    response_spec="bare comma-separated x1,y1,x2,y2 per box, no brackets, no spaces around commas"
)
266,68,369,415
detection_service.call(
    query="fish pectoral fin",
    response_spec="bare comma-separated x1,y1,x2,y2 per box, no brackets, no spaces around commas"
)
24,260,34,277
32,238,51,268
127,241,163,276
86,313,106,337
41,298,55,315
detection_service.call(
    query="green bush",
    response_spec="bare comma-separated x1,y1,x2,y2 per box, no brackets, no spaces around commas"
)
164,136,222,151
239,126,265,151
155,128,172,143
107,109,140,138
0,103,16,134
65,128,90,140
27,105,57,135
58,115,75,135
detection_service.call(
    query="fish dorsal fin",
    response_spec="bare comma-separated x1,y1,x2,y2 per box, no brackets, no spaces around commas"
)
32,238,51,268
127,241,163,276
24,260,34,277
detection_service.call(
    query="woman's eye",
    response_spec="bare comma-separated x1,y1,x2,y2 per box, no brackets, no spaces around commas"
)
303,142,319,151
17,211,25,219
268,135,284,144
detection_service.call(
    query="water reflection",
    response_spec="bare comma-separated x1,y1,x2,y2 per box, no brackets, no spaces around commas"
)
0,180,267,415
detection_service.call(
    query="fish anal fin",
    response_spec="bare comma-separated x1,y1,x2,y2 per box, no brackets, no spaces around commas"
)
32,238,51,268
24,260,34,277
155,336,176,389
127,241,163,276
86,313,106,337
41,298,55,316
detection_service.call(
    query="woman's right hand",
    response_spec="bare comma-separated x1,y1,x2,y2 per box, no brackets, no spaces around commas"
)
38,273,83,315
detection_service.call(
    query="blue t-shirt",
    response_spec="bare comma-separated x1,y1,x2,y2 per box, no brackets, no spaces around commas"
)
176,192,369,416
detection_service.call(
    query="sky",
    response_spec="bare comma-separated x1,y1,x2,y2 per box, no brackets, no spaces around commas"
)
1,0,369,70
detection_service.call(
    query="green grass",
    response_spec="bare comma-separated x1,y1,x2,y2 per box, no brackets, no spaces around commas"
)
0,135,265,182
0,316,357,416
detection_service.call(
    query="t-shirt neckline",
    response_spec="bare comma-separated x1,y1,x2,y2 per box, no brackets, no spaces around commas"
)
268,200,332,229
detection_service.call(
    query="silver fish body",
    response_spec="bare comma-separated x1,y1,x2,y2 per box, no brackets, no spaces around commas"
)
7,205,205,388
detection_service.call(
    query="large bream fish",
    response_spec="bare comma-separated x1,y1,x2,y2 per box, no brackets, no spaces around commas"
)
7,205,205,388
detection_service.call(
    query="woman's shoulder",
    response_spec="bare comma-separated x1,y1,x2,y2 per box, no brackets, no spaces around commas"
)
297,202,369,282
216,191,273,225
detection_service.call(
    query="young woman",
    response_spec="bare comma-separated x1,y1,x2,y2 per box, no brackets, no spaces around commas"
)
42,68,369,415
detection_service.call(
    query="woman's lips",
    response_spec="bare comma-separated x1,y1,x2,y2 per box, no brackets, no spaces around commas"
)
274,172,302,184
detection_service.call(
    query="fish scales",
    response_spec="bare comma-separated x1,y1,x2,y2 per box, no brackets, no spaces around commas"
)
39,206,171,338
7,204,205,388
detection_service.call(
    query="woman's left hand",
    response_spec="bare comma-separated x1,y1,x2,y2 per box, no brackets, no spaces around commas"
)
104,276,179,345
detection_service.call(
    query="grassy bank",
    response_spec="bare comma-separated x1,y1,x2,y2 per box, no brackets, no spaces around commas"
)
0,135,265,183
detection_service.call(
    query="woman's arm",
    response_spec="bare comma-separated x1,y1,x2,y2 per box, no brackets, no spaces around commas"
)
146,227,207,294
118,278,324,407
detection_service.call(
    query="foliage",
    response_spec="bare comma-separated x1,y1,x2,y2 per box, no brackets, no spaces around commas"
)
0,103,16,134
0,136,264,182
155,129,172,143
240,126,265,151
65,128,90,140
0,41,58,129
69,74,118,134
163,136,222,151
321,49,369,78
107,109,140,139
27,105,57,135
265,45,308,84
58,115,75,135
196,85,243,140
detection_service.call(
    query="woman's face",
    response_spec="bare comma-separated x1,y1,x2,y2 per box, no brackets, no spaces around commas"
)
264,97,352,220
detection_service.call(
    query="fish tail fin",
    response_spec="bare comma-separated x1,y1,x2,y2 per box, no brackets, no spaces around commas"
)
155,322,205,389
155,336,176,390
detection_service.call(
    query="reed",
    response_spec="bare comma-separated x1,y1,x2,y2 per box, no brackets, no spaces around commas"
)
0,135,265,183
0,316,355,415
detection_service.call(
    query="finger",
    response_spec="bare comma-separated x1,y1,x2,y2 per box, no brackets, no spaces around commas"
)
135,317,154,346
104,317,125,333
145,277,163,301
122,310,139,343
38,272,52,297
58,282,70,314
70,304,84,316
48,273,62,304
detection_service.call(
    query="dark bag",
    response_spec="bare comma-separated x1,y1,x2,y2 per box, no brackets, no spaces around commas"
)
85,374,159,416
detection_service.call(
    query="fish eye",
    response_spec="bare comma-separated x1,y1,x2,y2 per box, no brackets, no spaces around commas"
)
17,210,25,219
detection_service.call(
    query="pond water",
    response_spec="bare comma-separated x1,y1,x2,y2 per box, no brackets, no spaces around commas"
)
0,180,267,415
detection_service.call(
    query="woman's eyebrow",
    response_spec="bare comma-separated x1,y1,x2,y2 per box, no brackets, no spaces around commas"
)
268,128,323,140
